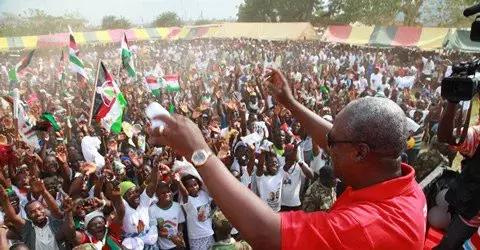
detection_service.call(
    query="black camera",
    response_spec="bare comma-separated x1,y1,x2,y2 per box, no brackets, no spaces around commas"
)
441,60,480,102
464,3,480,42
440,3,480,103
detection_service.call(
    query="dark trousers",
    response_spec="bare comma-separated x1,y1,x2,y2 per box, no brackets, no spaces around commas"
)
436,214,478,250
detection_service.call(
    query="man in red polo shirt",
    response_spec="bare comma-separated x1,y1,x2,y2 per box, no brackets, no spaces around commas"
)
147,68,427,249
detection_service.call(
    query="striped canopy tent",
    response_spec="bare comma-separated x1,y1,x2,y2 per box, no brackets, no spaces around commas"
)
324,25,450,50
444,28,480,52
0,25,219,51
211,22,318,40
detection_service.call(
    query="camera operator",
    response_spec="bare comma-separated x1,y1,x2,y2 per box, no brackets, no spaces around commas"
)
437,97,480,249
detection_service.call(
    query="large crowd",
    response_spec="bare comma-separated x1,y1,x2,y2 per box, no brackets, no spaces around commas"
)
0,38,477,250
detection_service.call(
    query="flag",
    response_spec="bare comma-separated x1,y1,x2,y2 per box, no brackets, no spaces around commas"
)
39,112,61,132
68,30,88,81
121,33,136,78
144,75,162,96
8,50,35,82
8,68,17,82
164,74,180,92
14,94,40,150
92,62,127,134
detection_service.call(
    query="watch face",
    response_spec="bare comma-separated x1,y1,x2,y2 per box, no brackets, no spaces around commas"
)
193,150,206,164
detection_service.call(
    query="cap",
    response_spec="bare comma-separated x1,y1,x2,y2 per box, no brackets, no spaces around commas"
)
84,210,104,227
119,181,136,197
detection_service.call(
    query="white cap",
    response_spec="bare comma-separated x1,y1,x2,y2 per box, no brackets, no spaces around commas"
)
84,210,104,227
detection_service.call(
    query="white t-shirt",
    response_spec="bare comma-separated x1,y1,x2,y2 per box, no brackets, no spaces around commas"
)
122,189,154,235
230,161,252,188
240,165,252,188
370,73,383,91
281,163,305,207
422,57,435,76
357,65,366,75
396,75,415,90
182,190,214,240
149,202,186,250
355,77,369,93
255,170,284,212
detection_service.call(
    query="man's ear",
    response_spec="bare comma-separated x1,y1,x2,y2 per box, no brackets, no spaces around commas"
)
354,143,370,161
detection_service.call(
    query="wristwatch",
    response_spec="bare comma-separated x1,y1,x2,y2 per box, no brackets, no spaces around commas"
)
191,149,213,168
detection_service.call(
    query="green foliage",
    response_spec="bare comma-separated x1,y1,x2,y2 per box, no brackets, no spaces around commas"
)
0,9,88,36
193,19,230,25
420,0,477,27
237,0,478,26
325,0,404,25
101,15,132,30
152,12,183,27
237,0,321,22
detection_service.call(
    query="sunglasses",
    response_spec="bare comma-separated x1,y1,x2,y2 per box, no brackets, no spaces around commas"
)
326,131,372,150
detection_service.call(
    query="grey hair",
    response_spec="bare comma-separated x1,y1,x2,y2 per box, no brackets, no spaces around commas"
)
340,97,408,157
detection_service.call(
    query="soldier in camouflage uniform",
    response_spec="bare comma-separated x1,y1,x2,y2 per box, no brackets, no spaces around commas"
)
302,166,337,212
413,136,449,181
210,209,252,250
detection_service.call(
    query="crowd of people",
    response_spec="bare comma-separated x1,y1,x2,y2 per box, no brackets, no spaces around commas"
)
0,37,477,249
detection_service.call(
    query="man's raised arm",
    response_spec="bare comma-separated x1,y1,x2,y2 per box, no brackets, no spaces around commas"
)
267,69,332,150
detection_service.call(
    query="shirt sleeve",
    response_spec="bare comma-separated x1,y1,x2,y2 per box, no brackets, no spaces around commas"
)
280,210,372,249
450,126,480,158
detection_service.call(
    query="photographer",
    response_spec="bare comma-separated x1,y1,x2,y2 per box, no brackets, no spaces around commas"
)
437,97,480,249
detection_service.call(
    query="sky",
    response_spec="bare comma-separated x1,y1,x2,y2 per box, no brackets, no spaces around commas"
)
0,0,244,25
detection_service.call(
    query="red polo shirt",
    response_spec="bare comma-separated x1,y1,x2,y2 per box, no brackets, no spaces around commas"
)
281,164,426,249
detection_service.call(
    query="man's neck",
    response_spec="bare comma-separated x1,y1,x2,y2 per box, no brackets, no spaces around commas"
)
34,219,48,228
157,201,173,210
350,159,402,190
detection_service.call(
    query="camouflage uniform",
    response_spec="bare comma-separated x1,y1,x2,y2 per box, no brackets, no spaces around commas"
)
413,148,449,181
302,178,336,212
210,210,252,250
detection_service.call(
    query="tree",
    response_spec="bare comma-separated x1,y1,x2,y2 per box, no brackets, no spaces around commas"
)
321,0,476,26
419,0,477,26
101,15,132,30
152,12,183,27
237,0,321,22
0,9,88,36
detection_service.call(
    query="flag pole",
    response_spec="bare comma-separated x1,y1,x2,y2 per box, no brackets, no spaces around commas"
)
88,60,101,126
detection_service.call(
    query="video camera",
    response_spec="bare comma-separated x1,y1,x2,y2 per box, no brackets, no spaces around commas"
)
465,3,480,42
440,3,480,103
441,60,480,102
